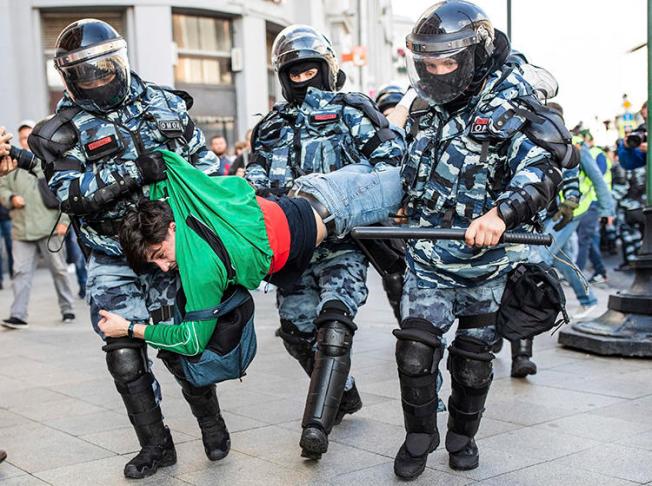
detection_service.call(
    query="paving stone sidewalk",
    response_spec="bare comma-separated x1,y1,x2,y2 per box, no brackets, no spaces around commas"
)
0,263,650,485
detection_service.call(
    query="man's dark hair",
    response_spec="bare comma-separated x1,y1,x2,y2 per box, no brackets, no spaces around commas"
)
120,199,174,272
546,101,564,117
210,135,226,143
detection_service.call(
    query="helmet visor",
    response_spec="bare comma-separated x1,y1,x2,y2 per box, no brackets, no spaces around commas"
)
406,47,476,105
58,47,130,111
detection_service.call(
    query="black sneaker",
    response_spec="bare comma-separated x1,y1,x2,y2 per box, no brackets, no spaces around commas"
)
0,449,6,463
2,317,28,329
62,313,76,323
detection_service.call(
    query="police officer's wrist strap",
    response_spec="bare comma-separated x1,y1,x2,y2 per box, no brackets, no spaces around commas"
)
128,321,136,339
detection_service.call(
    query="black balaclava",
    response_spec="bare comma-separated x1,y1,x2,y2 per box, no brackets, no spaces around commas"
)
282,60,328,104
443,29,511,113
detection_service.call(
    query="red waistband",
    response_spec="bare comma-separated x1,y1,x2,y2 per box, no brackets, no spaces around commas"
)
256,196,291,273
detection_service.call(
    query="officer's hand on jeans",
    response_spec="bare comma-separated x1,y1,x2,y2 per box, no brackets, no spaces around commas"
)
98,310,130,338
466,207,506,247
552,197,578,231
640,142,647,153
135,151,167,184
10,195,25,209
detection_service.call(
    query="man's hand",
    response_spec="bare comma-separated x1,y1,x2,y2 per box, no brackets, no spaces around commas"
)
98,310,130,338
393,206,408,224
0,156,17,176
465,207,506,247
552,197,578,231
10,195,25,209
0,128,13,157
135,151,167,184
640,142,647,153
54,224,68,237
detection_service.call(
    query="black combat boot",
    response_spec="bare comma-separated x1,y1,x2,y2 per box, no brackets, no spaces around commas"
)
510,338,537,378
334,380,363,425
124,425,177,479
182,387,231,461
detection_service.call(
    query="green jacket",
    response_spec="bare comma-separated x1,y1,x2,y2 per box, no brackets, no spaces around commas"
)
143,151,272,355
0,166,69,241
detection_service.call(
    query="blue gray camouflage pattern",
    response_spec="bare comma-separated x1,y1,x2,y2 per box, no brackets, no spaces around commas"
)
246,86,406,193
49,73,220,256
401,269,505,410
247,87,404,331
401,67,554,288
277,249,368,334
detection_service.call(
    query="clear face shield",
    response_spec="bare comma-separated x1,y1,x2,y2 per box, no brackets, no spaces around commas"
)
56,44,130,112
406,47,476,105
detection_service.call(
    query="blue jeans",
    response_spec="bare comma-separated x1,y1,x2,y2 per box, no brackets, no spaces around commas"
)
576,204,601,272
536,218,597,306
589,232,606,276
0,219,13,281
292,164,403,236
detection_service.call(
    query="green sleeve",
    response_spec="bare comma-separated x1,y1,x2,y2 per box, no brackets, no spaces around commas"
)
143,319,217,356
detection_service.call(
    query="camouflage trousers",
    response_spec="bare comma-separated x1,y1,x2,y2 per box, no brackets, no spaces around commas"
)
86,251,178,402
277,249,369,335
401,269,505,410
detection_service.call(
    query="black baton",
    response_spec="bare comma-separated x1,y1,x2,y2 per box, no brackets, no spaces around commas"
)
350,227,552,246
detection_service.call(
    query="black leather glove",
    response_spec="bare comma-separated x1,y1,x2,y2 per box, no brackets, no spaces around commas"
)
135,151,167,184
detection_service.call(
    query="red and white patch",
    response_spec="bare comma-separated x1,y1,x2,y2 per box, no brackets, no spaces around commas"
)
471,116,490,133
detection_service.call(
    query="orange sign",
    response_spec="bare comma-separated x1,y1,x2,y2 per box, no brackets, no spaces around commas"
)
341,46,367,66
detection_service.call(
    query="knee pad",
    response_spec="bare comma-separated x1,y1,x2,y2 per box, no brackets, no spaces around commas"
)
278,319,316,354
447,335,493,390
103,338,148,385
314,300,356,356
394,318,444,375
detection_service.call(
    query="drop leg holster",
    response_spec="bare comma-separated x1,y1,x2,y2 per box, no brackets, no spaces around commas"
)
301,301,356,434
393,318,444,457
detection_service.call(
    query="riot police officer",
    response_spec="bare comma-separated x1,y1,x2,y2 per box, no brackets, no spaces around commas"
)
375,84,405,116
390,1,570,478
246,25,406,460
27,20,228,479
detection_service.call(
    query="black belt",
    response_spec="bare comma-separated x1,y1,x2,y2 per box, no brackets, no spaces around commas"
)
151,305,175,324
87,219,123,237
458,312,497,330
294,191,336,235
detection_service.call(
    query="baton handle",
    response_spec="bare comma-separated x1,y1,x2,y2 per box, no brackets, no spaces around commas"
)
350,227,552,246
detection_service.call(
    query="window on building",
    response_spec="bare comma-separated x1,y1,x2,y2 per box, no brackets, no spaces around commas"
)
173,13,233,85
41,11,126,113
266,24,282,110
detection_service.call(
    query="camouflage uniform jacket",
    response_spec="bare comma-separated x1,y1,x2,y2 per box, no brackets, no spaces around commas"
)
246,86,406,252
48,73,220,256
401,67,556,288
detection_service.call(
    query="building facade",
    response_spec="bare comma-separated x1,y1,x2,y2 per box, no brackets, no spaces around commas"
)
1,0,395,147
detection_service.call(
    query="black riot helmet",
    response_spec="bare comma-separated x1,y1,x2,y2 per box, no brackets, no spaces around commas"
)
272,24,346,104
54,19,131,113
375,84,405,115
406,1,497,106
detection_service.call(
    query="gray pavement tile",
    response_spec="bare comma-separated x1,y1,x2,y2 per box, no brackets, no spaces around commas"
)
0,411,31,430
10,397,107,423
0,422,114,473
35,455,184,486
551,443,652,484
483,398,576,426
477,426,601,462
48,379,123,410
80,426,195,455
538,413,652,443
476,461,637,486
0,476,50,486
0,387,69,410
328,461,471,486
0,462,29,480
355,399,403,427
43,410,129,437
622,429,652,451
548,356,646,376
426,447,543,481
227,397,305,425
327,416,407,457
357,378,401,399
175,450,313,486
592,395,652,426
231,425,388,480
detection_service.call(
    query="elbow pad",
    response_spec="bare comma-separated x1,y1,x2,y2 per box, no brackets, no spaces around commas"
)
497,166,562,230
61,173,138,215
